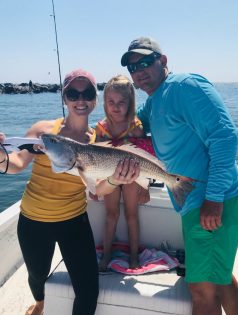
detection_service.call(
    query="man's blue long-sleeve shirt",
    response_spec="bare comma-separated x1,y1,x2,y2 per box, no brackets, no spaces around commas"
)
137,73,238,215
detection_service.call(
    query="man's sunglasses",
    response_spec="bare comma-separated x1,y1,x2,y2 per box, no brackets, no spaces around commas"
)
127,53,161,74
64,87,96,102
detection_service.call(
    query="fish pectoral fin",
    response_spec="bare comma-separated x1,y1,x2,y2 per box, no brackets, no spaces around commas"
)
77,169,87,185
77,169,97,195
135,178,150,190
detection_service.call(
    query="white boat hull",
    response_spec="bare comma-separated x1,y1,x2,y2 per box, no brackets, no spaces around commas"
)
0,201,23,286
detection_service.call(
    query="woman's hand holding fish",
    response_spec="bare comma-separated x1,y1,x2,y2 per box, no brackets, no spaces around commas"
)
96,158,140,197
111,158,140,185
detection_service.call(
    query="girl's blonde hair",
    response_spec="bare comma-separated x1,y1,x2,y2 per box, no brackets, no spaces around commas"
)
103,75,136,124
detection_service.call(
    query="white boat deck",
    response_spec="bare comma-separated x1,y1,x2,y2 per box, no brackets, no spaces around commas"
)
0,245,62,315
1,248,238,315
1,248,238,314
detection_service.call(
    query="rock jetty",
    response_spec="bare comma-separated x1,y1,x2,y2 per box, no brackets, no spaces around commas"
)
0,82,106,94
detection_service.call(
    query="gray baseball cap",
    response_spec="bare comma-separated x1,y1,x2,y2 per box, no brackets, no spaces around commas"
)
121,37,163,66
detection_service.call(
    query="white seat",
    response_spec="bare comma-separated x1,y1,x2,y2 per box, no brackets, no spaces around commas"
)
45,261,192,315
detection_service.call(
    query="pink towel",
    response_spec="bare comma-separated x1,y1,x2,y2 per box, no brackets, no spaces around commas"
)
96,242,178,275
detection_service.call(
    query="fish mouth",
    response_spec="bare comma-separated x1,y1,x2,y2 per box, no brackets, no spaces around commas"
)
28,138,45,153
34,143,46,153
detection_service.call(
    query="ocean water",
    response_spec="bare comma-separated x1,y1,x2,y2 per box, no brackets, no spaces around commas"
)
0,83,238,213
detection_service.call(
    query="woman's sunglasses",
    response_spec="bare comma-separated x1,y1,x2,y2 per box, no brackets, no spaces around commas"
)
127,53,161,74
64,86,96,102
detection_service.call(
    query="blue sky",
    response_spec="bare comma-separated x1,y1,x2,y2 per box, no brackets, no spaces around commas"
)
0,0,237,84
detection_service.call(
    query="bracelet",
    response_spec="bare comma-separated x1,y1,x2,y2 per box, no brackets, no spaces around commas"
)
107,177,119,187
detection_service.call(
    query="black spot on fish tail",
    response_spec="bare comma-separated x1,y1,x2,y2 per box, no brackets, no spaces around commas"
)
168,179,194,208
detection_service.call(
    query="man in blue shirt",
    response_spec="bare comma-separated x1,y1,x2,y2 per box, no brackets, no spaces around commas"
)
121,36,238,315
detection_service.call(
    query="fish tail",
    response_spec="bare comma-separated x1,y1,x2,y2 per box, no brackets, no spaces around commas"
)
167,178,194,208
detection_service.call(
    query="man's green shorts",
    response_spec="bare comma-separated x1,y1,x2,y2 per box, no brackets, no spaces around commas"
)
182,196,238,285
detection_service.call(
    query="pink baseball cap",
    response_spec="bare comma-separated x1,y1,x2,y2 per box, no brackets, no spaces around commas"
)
63,69,97,92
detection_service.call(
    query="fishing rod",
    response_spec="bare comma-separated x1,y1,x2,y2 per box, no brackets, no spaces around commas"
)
51,0,65,118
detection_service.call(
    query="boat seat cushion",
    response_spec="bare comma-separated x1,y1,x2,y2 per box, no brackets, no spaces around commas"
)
45,260,192,315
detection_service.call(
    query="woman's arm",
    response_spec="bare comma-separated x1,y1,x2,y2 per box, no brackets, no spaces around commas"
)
0,149,34,174
0,132,34,174
0,120,53,174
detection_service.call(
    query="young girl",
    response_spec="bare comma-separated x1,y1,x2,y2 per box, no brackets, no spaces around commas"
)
96,75,147,271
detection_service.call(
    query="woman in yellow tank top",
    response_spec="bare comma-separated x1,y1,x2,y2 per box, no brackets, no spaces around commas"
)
0,69,99,315
0,69,141,315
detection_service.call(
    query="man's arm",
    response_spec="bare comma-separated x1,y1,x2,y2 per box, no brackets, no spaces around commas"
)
180,77,237,229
